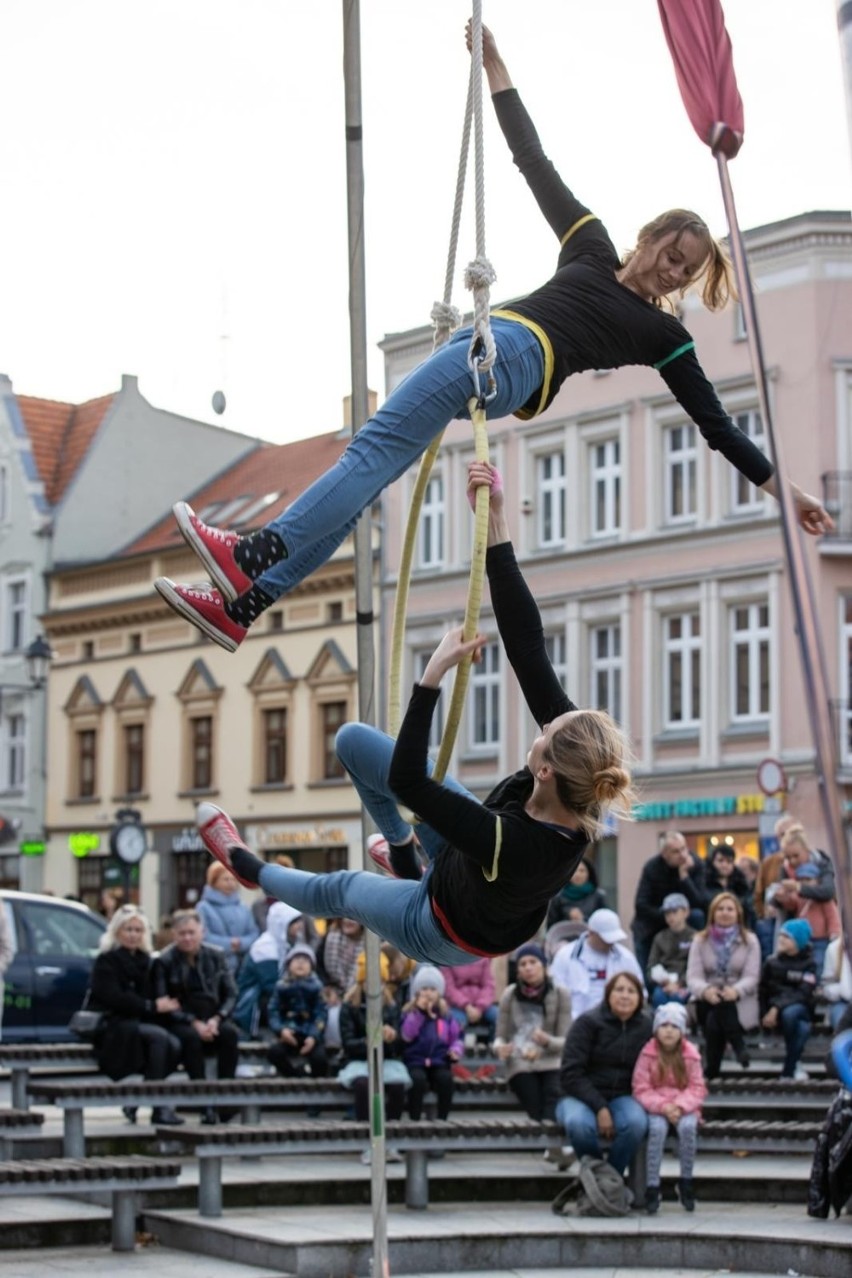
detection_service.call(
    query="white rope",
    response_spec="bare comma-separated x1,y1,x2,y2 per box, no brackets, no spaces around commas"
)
431,0,496,379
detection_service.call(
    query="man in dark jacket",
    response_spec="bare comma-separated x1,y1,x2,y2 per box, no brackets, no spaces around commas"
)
631,832,707,975
155,908,239,1114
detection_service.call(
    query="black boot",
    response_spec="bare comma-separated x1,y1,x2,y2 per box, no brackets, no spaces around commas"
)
122,1106,138,1124
644,1184,661,1215
678,1177,696,1212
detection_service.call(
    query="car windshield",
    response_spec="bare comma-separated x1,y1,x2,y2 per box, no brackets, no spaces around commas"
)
20,900,104,958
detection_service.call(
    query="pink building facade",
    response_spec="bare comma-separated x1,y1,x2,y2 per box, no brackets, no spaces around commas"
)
376,210,852,920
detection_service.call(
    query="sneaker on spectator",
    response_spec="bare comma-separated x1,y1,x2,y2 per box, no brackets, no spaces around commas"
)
387,1147,403,1164
793,1064,810,1081
196,802,258,888
360,1148,372,1165
154,579,246,653
173,501,253,604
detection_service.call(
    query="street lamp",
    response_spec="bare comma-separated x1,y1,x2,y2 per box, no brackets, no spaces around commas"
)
0,635,54,714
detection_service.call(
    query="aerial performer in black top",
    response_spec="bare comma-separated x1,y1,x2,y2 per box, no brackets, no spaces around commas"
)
197,460,635,966
155,23,831,653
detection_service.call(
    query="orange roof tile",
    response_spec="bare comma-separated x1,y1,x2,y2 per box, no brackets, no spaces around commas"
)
18,392,116,507
122,429,352,557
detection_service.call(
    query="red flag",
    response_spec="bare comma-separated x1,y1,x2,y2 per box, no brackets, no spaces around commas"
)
657,0,744,157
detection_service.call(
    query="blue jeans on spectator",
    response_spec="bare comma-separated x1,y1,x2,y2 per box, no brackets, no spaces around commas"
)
448,1005,498,1037
650,986,690,1009
810,938,829,973
829,1001,850,1030
555,1094,649,1175
779,1002,812,1077
253,320,544,602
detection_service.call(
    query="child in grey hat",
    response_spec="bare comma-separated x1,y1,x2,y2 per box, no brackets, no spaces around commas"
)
647,894,695,1008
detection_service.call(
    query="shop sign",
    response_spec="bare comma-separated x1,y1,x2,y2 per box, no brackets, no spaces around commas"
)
257,825,347,849
20,840,46,857
69,832,101,858
171,828,207,853
634,793,767,822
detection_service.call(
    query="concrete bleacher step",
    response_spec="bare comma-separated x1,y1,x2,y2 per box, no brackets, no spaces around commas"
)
142,1196,852,1278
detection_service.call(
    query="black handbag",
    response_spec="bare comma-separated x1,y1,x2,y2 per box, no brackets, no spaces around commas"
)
69,991,105,1041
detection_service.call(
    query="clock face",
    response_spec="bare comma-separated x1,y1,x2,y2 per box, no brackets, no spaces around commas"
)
113,823,147,864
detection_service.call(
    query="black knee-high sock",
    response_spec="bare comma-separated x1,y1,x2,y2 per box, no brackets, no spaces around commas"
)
225,583,275,628
234,528,287,577
389,841,421,881
230,845,264,886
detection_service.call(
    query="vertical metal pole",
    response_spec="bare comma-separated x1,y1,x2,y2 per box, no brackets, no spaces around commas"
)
715,153,852,963
836,1,852,156
341,4,389,1275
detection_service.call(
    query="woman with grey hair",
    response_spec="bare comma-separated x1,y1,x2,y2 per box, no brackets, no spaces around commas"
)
86,904,184,1125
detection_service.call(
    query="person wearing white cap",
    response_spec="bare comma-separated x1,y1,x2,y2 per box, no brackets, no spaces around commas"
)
632,1002,707,1214
549,908,645,1019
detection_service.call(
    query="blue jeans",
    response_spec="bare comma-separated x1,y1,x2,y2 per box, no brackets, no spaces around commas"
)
555,1094,649,1175
254,321,544,600
755,916,776,961
779,1002,812,1077
255,722,489,968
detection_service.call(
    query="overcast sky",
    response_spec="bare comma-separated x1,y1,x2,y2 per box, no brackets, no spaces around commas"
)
2,0,850,446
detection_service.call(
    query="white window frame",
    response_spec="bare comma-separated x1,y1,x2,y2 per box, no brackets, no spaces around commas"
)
730,409,767,515
544,631,568,694
536,451,566,548
589,437,621,538
468,640,500,750
3,577,29,653
418,472,445,569
842,597,852,767
590,623,622,722
729,600,770,723
663,423,697,525
663,611,701,729
415,649,445,751
2,710,26,791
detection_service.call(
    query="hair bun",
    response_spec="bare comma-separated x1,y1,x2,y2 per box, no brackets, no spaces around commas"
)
593,765,630,805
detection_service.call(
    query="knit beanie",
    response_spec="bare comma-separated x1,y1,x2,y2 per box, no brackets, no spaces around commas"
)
410,964,445,997
515,942,546,965
780,918,812,951
285,943,316,972
653,1002,688,1034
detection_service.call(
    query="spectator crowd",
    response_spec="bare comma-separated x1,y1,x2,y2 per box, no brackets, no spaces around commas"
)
74,810,850,1213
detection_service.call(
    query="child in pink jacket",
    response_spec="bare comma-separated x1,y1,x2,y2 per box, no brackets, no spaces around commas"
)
632,1002,707,1215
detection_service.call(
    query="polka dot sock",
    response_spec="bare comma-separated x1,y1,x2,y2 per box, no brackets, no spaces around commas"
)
234,528,287,578
225,583,275,628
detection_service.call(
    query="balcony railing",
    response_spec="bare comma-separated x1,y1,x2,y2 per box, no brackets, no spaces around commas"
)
821,472,852,542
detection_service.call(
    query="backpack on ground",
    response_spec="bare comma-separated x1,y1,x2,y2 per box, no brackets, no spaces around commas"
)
551,1154,634,1218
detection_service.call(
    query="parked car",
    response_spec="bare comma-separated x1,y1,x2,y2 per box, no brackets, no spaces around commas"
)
1,891,106,1042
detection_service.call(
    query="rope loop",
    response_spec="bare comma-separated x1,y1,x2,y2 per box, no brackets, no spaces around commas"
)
430,300,463,349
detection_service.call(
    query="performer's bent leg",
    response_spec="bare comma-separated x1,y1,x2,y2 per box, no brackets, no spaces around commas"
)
335,721,481,865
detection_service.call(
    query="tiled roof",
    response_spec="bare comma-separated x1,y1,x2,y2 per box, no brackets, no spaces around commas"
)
122,428,351,556
18,392,116,507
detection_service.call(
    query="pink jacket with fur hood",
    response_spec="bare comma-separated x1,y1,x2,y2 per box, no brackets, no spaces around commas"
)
631,1036,707,1117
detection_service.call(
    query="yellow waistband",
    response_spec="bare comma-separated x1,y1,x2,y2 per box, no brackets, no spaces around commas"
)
491,309,553,420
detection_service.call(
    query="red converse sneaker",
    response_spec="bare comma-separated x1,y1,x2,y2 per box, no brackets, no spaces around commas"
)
154,579,247,652
366,833,423,880
196,802,257,888
173,502,253,604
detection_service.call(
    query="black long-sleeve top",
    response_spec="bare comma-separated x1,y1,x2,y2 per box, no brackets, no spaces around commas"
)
388,541,588,955
491,89,773,489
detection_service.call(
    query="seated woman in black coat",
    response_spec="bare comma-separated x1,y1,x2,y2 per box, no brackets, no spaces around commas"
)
87,905,183,1125
556,971,652,1177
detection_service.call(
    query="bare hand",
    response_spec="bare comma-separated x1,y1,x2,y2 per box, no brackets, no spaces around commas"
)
382,1025,397,1043
496,1042,513,1061
420,627,486,688
597,1107,614,1140
721,985,739,1002
465,19,499,61
155,996,180,1014
762,1007,778,1029
280,1028,298,1047
300,1036,316,1055
704,987,721,1005
467,461,504,514
230,937,241,952
795,491,833,535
